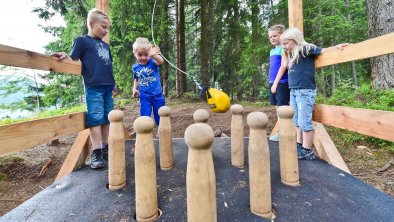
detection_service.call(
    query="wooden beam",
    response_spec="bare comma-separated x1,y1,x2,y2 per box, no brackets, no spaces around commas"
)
316,32,394,67
313,104,394,142
0,44,81,75
0,112,87,157
55,129,90,182
288,0,303,32
313,122,351,174
96,0,110,44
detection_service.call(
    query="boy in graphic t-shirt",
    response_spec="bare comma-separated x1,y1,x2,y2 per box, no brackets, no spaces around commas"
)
132,37,165,126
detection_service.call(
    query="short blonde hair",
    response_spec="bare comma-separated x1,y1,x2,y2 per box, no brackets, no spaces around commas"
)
268,24,286,33
133,37,152,53
87,8,111,30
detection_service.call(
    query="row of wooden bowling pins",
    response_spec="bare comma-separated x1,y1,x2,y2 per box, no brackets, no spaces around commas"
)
106,104,299,222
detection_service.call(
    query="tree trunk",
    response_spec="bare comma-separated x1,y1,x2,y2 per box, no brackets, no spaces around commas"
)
250,0,260,99
179,0,187,94
176,0,181,96
345,0,358,88
366,0,394,89
200,0,209,86
161,0,170,96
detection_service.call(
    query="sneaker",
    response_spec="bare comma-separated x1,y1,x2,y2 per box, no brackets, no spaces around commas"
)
298,147,316,160
269,133,280,141
91,149,104,169
102,145,108,161
297,143,303,157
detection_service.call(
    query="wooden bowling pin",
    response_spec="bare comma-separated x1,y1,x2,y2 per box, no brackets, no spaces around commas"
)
158,106,174,170
134,116,159,221
108,110,127,190
231,104,244,168
185,123,216,222
277,106,300,186
193,109,209,123
247,112,275,219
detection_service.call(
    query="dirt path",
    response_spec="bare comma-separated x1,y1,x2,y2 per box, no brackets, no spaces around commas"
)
0,100,393,216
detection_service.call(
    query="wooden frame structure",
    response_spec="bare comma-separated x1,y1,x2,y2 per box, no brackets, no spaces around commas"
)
0,0,393,179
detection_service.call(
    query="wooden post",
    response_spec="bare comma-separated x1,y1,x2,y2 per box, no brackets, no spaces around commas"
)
231,104,244,168
193,109,209,123
247,112,275,219
278,106,300,186
185,123,216,222
134,116,159,221
288,0,303,32
95,0,110,44
108,110,126,190
158,106,174,170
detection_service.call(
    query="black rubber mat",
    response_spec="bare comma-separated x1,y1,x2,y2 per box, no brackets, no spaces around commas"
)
2,138,394,222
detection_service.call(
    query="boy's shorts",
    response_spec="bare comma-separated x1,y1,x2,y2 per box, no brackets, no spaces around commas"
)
269,82,290,106
290,89,316,131
85,85,114,127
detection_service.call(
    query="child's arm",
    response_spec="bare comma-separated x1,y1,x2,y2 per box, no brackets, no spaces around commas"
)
51,52,69,61
321,43,349,53
271,54,288,94
149,46,164,65
132,79,139,98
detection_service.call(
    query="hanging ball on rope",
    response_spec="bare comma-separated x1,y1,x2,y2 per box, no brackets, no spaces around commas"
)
206,88,231,113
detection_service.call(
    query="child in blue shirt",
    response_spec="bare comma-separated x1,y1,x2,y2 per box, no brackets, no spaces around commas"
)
52,8,117,169
132,37,165,126
268,24,290,141
280,28,348,160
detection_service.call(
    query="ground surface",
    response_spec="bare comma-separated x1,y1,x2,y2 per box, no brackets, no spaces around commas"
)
0,100,393,216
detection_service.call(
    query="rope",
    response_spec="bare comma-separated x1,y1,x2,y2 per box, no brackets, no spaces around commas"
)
151,0,202,89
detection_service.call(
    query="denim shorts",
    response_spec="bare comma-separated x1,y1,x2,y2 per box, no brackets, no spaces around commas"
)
290,89,316,131
85,85,114,127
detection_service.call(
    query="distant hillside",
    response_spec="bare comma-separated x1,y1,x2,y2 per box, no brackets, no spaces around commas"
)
0,74,35,104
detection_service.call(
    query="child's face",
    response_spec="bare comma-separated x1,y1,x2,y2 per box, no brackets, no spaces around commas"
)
89,18,110,39
134,48,150,65
268,31,281,46
282,39,296,53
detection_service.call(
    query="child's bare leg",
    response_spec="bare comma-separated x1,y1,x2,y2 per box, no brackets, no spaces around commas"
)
302,130,314,148
90,126,102,149
101,124,110,144
296,127,303,144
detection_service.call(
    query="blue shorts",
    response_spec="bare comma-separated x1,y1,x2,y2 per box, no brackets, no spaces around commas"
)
140,93,165,126
290,89,316,131
269,82,290,106
85,85,114,127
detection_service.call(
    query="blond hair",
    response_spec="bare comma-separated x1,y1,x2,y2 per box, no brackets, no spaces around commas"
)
268,24,286,33
280,28,316,65
133,37,152,53
87,8,111,31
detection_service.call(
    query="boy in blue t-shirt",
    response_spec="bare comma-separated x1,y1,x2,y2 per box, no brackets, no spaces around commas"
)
132,37,165,126
52,8,116,169
268,24,290,141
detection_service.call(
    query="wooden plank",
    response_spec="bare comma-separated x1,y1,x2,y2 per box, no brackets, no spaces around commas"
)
316,32,394,67
313,104,394,142
0,44,81,75
96,0,110,44
288,0,303,32
55,129,90,182
270,120,280,137
0,112,87,157
313,122,351,174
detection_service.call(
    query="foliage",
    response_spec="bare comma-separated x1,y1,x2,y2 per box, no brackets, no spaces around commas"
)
0,104,86,126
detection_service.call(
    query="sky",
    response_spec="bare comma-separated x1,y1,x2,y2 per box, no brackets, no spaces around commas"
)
0,0,65,53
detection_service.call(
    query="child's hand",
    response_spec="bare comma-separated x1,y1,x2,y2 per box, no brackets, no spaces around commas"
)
271,83,278,94
149,46,161,57
51,52,68,61
336,43,349,50
132,88,139,98
112,85,118,98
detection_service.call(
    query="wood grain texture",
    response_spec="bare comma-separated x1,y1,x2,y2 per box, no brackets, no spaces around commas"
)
0,112,86,157
313,104,394,142
316,32,394,67
0,44,81,75
55,129,90,182
313,122,351,174
288,0,303,32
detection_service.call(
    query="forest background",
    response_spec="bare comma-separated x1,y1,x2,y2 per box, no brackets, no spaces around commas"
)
0,0,393,133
